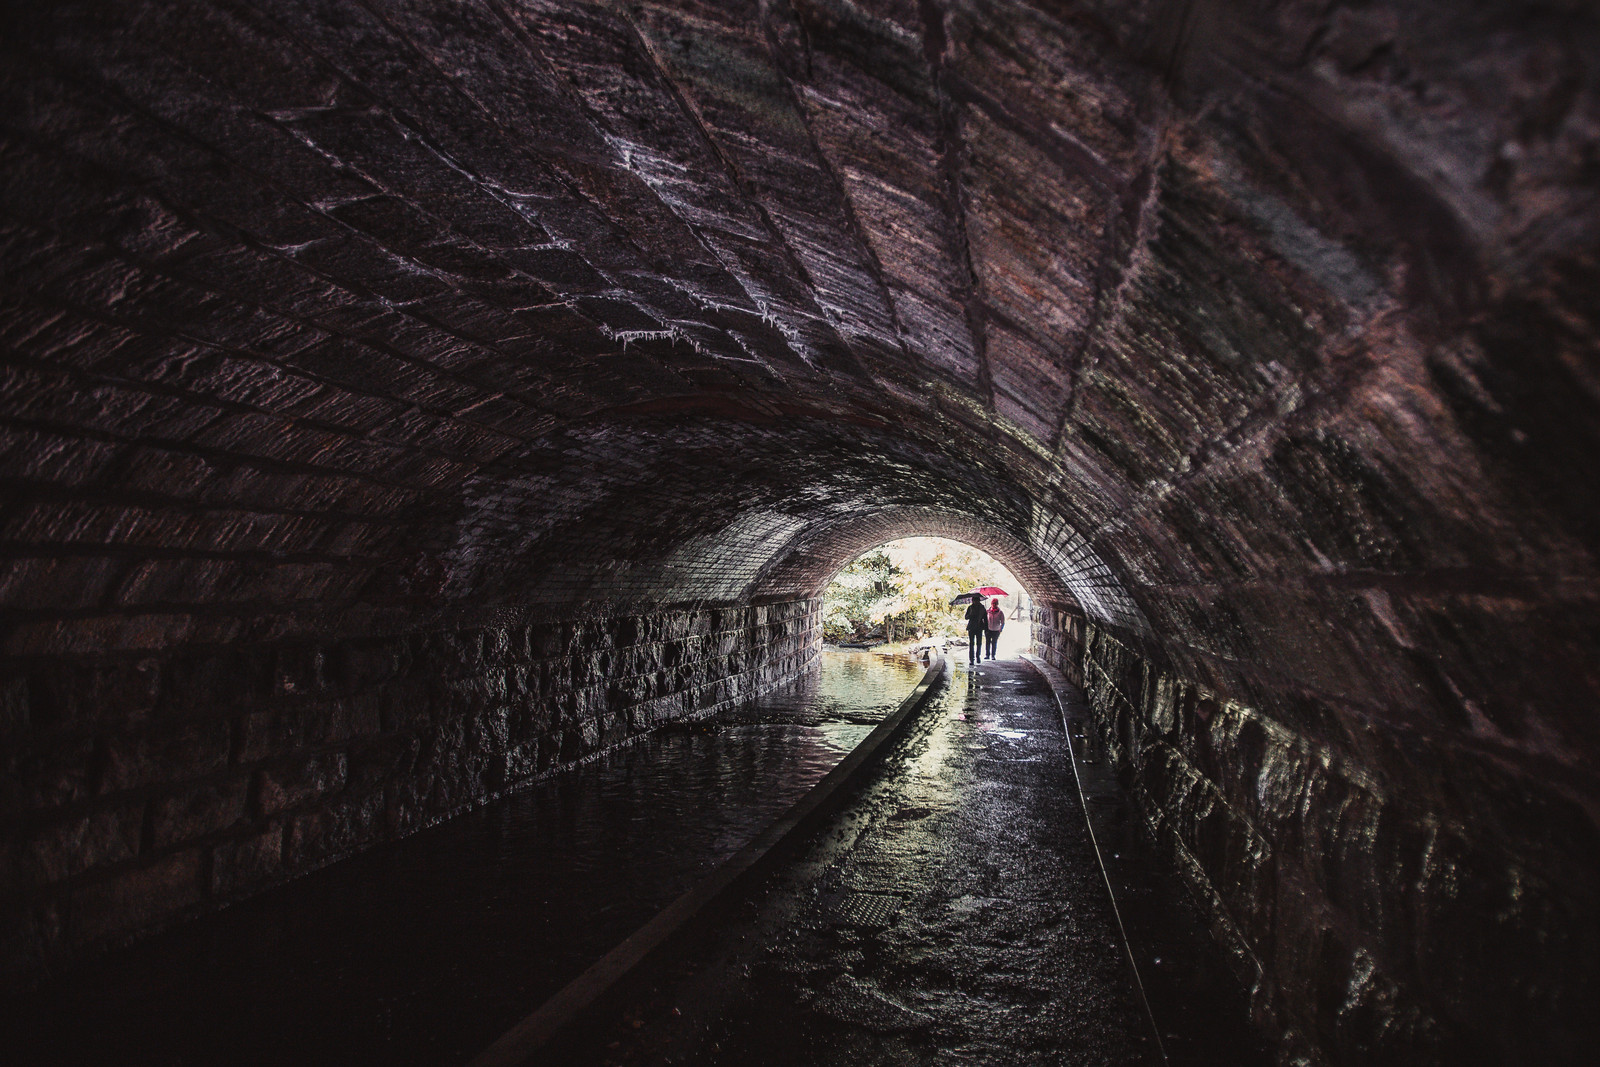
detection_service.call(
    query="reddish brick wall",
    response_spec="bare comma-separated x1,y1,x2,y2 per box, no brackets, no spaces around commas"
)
1029,604,1086,688
1,599,821,986
1067,623,1599,1066
1,1,1597,1060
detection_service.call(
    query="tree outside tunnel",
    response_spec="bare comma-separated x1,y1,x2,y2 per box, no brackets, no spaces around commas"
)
821,538,1027,656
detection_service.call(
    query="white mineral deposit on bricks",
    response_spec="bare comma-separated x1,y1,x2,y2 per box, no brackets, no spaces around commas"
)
0,0,1596,1063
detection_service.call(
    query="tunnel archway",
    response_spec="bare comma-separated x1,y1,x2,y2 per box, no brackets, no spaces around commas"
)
2,0,1597,1062
752,507,1087,610
814,533,1036,656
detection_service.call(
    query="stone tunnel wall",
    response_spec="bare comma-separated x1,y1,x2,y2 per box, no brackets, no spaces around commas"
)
1029,605,1087,689
1066,622,1597,1067
1,598,821,986
1,0,1597,1060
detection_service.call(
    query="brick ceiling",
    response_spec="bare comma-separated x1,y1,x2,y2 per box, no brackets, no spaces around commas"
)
3,1,1598,791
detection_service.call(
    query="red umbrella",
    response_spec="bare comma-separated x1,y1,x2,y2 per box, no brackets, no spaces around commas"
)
951,586,1009,606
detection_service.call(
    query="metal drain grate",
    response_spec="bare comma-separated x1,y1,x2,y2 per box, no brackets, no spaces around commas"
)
829,892,903,928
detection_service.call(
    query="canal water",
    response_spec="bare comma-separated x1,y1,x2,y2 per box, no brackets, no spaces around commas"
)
7,650,927,1067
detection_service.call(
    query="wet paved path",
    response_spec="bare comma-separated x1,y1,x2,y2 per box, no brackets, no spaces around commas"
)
556,657,1185,1066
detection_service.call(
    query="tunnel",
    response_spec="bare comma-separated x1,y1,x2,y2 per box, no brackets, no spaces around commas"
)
1,0,1597,1063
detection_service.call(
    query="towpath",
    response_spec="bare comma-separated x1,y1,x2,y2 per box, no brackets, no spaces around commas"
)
550,655,1264,1066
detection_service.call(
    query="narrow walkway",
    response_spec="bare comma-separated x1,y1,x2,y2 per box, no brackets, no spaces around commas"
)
553,657,1180,1065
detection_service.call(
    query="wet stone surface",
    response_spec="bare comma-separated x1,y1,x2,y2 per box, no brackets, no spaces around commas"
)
3,1,1598,1056
0,651,922,1066
557,658,1248,1066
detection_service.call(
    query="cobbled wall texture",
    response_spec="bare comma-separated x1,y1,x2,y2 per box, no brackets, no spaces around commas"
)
1,599,820,986
1030,606,1086,689
2,0,1598,1062
1051,623,1600,1067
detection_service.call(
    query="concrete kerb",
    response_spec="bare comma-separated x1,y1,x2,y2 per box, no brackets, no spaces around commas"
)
1021,653,1170,1066
468,649,952,1067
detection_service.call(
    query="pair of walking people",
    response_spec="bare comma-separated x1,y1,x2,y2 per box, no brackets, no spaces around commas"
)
966,597,1005,663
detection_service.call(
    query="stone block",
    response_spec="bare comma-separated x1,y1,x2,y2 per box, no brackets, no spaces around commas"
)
337,690,384,740
334,639,409,692
100,719,231,794
0,735,96,818
150,776,250,848
480,627,511,665
471,704,512,756
271,644,326,697
611,615,643,647
238,703,336,763
25,658,162,731
605,645,641,679
283,790,384,871
501,741,539,784
365,685,405,737
383,777,431,838
0,897,67,985
535,733,561,774
1,801,143,896
256,751,348,816
441,673,505,715
159,647,273,717
505,700,547,744
505,664,536,702
528,623,563,658
574,651,609,686
606,675,649,711
344,733,419,794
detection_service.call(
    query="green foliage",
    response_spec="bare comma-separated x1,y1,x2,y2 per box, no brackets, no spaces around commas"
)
821,538,1016,644
821,549,902,643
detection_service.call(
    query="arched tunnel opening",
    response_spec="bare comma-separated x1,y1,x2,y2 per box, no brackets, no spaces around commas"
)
818,535,1033,658
1,0,1597,1063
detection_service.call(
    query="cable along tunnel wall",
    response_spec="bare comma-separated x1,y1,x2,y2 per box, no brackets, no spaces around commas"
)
1035,616,1600,1066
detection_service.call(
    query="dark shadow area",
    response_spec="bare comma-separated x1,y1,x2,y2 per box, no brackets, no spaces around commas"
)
1,653,922,1066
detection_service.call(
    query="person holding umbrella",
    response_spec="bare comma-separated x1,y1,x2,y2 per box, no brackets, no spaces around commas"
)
964,594,988,664
985,598,1005,659
954,586,1008,664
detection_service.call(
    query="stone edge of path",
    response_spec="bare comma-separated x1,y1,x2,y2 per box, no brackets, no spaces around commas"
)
1020,653,1171,1066
468,650,952,1067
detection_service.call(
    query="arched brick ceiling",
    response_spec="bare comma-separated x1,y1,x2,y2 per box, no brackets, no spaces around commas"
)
746,506,1141,629
3,0,1598,814
750,508,1081,603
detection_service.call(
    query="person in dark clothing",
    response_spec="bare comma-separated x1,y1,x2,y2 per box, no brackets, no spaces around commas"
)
965,597,988,663
985,598,1005,659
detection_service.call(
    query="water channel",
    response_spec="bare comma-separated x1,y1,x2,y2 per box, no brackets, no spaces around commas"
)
8,650,927,1066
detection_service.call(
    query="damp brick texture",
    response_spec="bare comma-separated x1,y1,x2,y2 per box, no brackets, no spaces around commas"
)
1039,623,1600,1066
1,600,820,983
2,1,1599,1064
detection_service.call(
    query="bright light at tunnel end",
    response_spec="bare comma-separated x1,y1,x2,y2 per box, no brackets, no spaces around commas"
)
821,536,1032,658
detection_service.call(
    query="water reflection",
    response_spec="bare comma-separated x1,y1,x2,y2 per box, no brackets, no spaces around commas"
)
7,651,924,1067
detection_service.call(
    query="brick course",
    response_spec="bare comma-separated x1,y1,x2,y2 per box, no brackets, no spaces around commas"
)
1037,622,1600,1066
0,599,820,984
1,0,1597,1060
